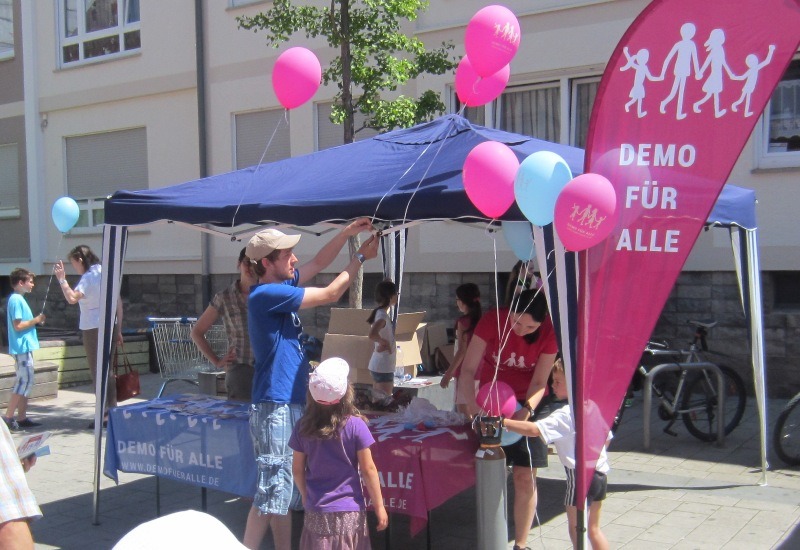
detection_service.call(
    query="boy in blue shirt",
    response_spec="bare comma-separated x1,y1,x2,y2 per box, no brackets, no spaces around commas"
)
4,268,46,432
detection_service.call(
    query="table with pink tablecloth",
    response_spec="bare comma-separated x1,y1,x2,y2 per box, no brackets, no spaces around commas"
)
366,415,479,536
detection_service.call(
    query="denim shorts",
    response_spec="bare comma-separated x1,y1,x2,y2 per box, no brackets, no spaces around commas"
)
249,401,304,515
370,370,394,383
12,352,35,397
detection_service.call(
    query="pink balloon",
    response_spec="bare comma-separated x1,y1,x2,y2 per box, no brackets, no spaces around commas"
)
464,5,521,77
462,141,519,218
455,56,510,107
272,47,322,110
554,173,619,251
476,381,517,417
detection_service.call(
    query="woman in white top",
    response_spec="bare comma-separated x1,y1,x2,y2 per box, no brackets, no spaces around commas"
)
55,245,122,425
366,280,398,404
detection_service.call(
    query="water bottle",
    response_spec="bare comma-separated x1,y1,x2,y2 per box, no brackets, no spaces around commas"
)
394,346,405,384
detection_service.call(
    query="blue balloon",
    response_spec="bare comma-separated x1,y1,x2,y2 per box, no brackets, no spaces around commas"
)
52,196,80,233
514,151,573,226
502,221,535,262
501,403,523,446
501,427,523,446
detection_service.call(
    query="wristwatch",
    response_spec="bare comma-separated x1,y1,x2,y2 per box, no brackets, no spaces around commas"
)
524,402,535,417
355,253,366,264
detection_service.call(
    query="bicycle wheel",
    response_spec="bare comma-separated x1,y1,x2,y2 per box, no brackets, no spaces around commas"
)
681,365,747,442
773,393,800,466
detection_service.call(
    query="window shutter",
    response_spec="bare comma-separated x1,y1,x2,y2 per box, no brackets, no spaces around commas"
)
0,143,20,210
234,109,290,169
66,127,148,198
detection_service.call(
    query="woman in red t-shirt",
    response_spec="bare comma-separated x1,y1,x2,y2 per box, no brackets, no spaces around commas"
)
460,289,558,550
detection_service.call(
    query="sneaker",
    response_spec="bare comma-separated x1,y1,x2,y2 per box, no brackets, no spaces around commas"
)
3,417,21,432
16,418,42,428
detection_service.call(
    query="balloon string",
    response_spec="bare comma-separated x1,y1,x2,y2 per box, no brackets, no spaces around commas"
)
400,119,458,226
230,112,288,229
369,117,458,229
482,226,555,405
41,233,65,315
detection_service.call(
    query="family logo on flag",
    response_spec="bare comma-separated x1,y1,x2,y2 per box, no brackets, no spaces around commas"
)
574,0,800,518
620,21,776,120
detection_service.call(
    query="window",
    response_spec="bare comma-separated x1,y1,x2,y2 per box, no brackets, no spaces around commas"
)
234,109,291,169
316,101,379,151
0,0,13,61
453,76,599,147
453,95,486,126
570,78,599,149
229,0,265,6
66,127,147,229
494,83,561,142
773,271,800,309
0,143,20,217
60,0,140,66
758,58,800,168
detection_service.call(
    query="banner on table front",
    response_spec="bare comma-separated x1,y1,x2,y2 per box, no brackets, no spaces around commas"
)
576,0,800,507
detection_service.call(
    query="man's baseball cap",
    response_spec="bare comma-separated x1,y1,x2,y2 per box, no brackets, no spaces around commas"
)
245,228,301,260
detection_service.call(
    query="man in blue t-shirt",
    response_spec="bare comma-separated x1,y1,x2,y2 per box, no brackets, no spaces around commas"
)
242,219,378,550
4,268,46,432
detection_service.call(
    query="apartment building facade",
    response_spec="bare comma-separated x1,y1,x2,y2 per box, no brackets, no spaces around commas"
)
1,0,798,392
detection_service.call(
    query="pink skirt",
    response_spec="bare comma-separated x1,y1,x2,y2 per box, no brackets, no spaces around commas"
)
299,510,372,550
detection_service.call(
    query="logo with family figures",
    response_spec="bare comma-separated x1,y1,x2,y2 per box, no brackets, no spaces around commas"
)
491,352,529,370
620,22,775,119
569,203,607,231
493,21,520,46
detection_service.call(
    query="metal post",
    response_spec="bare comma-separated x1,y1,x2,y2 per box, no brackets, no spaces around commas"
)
475,416,508,550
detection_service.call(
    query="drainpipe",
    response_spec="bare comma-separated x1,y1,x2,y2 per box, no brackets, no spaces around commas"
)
21,1,45,272
195,0,211,306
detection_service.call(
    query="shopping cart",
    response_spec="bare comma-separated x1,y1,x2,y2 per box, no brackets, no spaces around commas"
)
148,317,228,398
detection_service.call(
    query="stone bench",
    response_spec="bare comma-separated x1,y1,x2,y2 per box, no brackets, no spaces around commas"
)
1,334,151,408
0,355,59,407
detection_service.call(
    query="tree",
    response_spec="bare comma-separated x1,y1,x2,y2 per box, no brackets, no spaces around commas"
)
238,0,457,307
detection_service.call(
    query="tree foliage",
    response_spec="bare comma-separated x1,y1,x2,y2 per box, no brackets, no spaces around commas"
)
238,0,457,141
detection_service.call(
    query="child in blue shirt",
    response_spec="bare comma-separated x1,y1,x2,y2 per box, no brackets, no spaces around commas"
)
4,268,46,432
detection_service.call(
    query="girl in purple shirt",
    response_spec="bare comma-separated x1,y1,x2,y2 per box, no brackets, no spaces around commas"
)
289,358,387,549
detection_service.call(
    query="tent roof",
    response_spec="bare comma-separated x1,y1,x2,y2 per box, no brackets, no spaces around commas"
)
707,184,757,230
104,113,756,231
104,114,584,228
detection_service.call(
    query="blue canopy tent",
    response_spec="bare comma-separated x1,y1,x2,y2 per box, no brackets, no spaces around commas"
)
91,114,766,520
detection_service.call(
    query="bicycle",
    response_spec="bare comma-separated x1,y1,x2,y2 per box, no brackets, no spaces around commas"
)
613,319,747,442
773,391,800,466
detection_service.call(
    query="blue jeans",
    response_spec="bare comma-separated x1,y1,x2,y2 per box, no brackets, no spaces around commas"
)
249,401,304,515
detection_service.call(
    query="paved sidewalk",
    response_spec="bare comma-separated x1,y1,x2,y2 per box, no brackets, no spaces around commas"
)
13,372,800,549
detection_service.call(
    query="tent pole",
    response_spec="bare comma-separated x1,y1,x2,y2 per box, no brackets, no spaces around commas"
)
746,228,768,484
93,225,127,524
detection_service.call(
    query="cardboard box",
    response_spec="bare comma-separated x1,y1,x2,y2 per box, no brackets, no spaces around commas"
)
420,322,450,371
435,344,455,372
321,308,425,383
198,371,227,397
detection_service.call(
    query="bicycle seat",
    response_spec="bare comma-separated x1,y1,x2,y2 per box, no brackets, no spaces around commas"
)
688,319,717,329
